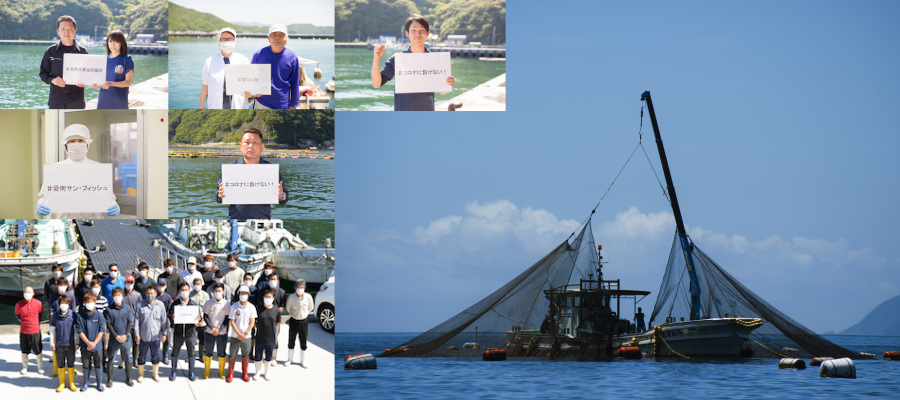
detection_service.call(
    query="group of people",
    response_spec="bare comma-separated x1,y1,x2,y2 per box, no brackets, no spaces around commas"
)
14,257,315,392
39,15,135,109
200,24,322,110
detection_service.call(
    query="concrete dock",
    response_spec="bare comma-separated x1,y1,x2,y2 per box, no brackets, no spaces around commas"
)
436,73,506,111
0,318,334,399
86,73,168,109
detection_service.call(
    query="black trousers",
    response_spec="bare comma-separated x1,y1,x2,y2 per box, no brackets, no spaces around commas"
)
171,334,196,359
287,318,308,350
56,345,76,368
20,332,42,354
81,349,102,371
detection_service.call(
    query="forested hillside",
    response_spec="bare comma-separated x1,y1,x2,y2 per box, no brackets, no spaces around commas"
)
168,110,335,146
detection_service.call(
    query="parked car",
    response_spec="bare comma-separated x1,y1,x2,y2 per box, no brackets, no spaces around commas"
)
314,275,334,333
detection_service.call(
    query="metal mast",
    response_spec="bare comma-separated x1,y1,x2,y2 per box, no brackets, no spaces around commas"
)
641,91,702,321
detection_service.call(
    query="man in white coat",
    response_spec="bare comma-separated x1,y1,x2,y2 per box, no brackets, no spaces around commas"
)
199,28,250,109
36,124,120,219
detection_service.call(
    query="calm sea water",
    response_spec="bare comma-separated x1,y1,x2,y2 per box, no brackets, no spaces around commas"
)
167,155,335,221
337,333,900,399
335,47,506,111
0,44,168,109
168,37,335,109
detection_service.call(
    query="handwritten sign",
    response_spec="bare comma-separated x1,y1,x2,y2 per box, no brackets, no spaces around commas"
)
62,54,107,86
173,305,200,324
394,52,451,94
41,164,114,214
225,64,272,96
221,164,279,205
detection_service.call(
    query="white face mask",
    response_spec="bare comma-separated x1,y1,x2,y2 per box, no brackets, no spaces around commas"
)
159,286,166,293
113,296,123,304
264,269,273,276
140,270,148,277
193,285,202,292
84,302,95,311
268,280,277,289
295,289,304,296
91,287,100,295
125,284,134,291
58,286,67,294
66,142,88,161
229,261,237,269
180,290,190,299
263,297,273,305
110,271,118,279
239,294,249,302
165,267,174,274
215,278,224,284
83,274,93,282
54,271,62,278
219,40,235,54
60,304,70,312
214,291,223,300
243,281,252,287
23,292,33,301
188,264,196,271
204,262,213,269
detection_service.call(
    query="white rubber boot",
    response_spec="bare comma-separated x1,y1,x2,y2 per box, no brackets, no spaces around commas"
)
299,350,307,369
262,361,270,380
253,361,261,381
284,349,293,367
36,354,44,374
20,354,28,375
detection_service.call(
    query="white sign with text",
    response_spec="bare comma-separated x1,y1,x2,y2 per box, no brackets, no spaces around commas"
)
394,52,452,94
225,64,272,96
41,164,114,214
221,164,280,205
62,54,107,86
173,305,200,325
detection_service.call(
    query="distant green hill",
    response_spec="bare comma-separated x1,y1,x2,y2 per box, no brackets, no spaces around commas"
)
0,0,165,40
840,294,900,336
336,0,504,43
168,2,333,34
168,110,335,145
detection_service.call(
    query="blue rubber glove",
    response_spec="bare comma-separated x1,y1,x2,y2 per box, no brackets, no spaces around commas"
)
36,204,51,216
106,204,120,217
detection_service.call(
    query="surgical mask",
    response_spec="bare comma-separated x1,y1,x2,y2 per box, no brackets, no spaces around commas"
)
83,274,93,282
113,296,123,304
125,284,134,291
295,289,304,296
264,269,273,276
58,286,67,294
180,290,190,299
140,270,147,277
84,302,95,311
165,267,174,274
66,142,88,161
263,297,273,306
229,261,237,269
188,264,196,271
268,280,277,289
219,40,235,53
239,294,249,302
146,294,156,302
193,285,202,292
215,278,224,284
60,304,69,312
23,292,33,301
159,286,166,293
53,271,62,278
110,271,118,279
214,292,223,300
91,287,100,295
243,281,252,287
205,262,213,269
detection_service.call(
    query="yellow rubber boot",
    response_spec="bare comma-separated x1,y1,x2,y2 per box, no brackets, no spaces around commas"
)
218,357,227,379
52,353,58,377
203,356,211,379
67,368,77,391
56,368,66,392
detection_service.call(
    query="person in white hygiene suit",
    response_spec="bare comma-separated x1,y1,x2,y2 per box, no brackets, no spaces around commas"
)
199,28,250,109
36,124,120,219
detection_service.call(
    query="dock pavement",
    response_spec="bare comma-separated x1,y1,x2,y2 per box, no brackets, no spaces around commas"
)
0,315,334,399
436,73,506,111
86,73,169,109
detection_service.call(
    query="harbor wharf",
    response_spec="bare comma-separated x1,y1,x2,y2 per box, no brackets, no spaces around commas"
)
85,73,169,109
436,73,506,111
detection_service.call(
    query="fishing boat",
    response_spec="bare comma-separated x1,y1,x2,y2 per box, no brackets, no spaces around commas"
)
0,219,84,296
240,219,335,286
157,219,271,277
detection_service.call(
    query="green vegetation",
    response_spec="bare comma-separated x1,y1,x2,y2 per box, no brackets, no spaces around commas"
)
168,2,334,34
0,0,166,40
168,110,335,146
336,0,505,44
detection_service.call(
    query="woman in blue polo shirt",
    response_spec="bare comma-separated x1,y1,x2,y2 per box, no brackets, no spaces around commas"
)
95,30,134,109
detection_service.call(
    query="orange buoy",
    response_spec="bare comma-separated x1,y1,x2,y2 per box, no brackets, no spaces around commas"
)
483,349,507,361
810,357,833,366
617,346,642,359
884,351,900,361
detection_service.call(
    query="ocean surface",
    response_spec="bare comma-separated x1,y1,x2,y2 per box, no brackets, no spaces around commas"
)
168,37,335,109
335,47,506,111
0,44,168,108
336,333,900,399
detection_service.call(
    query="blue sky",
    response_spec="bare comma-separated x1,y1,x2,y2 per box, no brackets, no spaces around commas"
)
172,0,335,27
336,1,900,334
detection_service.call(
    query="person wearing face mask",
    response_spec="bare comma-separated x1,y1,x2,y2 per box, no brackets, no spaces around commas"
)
50,295,78,391
133,262,157,296
223,254,245,292
202,283,231,379
201,255,217,290
43,263,71,304
75,293,107,391
89,279,110,377
154,277,174,365
49,277,77,316
103,287,134,387
285,279,314,368
180,257,205,290
258,274,285,367
158,258,185,300
122,275,142,368
74,267,95,308
100,263,125,301
189,277,211,363
167,283,203,381
135,286,167,383
253,291,279,380
200,27,250,109
255,262,276,293
227,286,257,382
208,270,233,302
15,287,44,375
35,126,120,219
236,272,260,305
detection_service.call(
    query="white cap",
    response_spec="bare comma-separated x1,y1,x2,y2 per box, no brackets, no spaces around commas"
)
218,27,236,41
268,23,288,36
60,124,92,145
238,286,250,294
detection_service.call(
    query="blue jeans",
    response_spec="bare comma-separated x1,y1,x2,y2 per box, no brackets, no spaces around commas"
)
107,334,132,364
254,343,274,362
138,339,160,365
205,332,228,359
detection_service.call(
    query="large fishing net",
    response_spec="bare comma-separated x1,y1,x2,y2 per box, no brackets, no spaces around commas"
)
650,233,863,359
381,221,599,357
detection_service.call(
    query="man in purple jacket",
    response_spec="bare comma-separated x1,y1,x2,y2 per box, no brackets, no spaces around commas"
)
245,23,300,109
